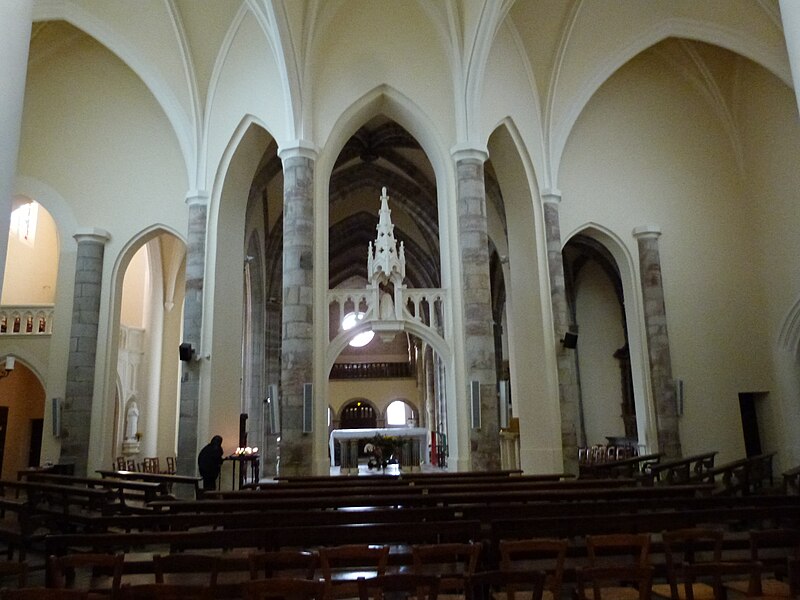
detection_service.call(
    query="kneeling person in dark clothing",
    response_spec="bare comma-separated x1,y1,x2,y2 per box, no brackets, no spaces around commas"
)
198,435,224,491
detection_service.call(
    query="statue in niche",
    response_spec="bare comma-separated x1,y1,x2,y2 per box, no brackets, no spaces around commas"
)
125,401,139,441
379,286,395,320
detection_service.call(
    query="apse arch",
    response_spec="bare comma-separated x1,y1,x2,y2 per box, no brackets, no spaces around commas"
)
562,222,656,452
550,20,792,186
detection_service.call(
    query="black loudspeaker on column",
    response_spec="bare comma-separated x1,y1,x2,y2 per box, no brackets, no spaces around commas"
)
179,342,194,361
239,413,248,447
561,331,578,349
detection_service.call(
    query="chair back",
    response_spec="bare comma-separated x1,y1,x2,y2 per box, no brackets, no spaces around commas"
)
498,538,567,600
0,560,28,589
467,570,545,600
1,591,89,600
47,553,123,596
586,534,650,568
153,553,220,588
319,545,389,599
575,565,654,600
358,573,440,600
249,550,318,580
412,542,481,593
119,584,213,600
241,577,326,600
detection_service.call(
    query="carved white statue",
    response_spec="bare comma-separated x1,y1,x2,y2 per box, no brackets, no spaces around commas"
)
125,401,139,441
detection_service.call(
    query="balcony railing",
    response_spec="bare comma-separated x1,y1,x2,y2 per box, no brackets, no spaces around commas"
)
0,305,55,335
329,361,415,380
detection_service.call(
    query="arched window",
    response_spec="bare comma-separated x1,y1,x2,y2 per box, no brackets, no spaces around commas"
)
386,400,415,426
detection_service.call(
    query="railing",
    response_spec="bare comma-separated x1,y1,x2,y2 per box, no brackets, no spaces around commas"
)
0,304,55,335
329,362,415,380
327,287,447,339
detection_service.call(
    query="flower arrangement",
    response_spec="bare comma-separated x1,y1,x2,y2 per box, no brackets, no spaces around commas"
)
364,434,399,470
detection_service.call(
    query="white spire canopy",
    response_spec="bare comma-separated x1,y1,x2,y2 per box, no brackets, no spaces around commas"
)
367,187,406,287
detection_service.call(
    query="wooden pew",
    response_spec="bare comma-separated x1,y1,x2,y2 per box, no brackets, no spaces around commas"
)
207,477,637,500
579,453,663,480
18,471,167,508
96,469,202,499
783,464,800,494
643,451,717,486
699,453,776,495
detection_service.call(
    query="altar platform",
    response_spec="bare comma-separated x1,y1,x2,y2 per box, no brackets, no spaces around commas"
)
329,426,430,470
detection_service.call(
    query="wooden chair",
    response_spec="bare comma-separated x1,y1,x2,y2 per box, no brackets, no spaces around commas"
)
0,560,28,589
0,591,89,600
412,542,481,598
498,538,567,600
584,534,651,600
358,573,441,600
319,545,389,600
725,529,800,598
47,553,123,597
651,528,723,600
119,584,212,600
466,570,545,600
114,457,127,471
240,577,326,600
164,457,176,475
576,566,654,600
153,552,220,588
677,562,762,600
125,460,136,472
142,458,160,474
248,550,318,580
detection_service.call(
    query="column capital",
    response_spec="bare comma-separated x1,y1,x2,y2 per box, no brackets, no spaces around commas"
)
541,189,562,205
633,225,662,240
185,190,209,207
73,228,111,245
278,139,319,161
451,144,488,163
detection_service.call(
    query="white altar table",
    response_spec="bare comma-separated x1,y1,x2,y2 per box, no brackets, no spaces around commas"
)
329,427,430,466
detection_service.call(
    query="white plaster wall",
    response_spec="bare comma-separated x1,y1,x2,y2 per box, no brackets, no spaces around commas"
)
736,60,800,470
575,260,626,446
560,48,767,463
120,245,148,329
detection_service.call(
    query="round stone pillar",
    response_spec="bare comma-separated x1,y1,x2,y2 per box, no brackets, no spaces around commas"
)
60,228,111,476
452,146,501,471
542,191,580,475
176,191,209,479
0,1,33,298
633,225,681,459
278,141,317,476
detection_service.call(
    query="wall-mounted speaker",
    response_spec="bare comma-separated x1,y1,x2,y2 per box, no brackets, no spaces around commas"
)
470,380,481,429
499,380,510,429
179,342,194,362
265,383,279,434
561,331,578,349
675,378,685,416
239,413,248,447
303,383,313,433
52,397,62,437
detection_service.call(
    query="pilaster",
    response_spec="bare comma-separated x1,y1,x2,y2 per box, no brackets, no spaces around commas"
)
60,228,111,476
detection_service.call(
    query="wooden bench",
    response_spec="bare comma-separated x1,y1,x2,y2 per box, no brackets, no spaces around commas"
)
783,464,800,494
18,471,168,508
96,469,202,499
579,452,663,480
699,453,776,495
643,451,718,486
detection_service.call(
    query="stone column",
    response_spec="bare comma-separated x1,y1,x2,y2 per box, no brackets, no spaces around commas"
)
176,191,209,477
0,1,33,299
278,141,316,476
452,147,500,471
633,225,681,459
780,0,800,116
542,192,580,475
60,228,111,476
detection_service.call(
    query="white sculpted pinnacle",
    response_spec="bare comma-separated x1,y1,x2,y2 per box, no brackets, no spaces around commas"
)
367,187,406,287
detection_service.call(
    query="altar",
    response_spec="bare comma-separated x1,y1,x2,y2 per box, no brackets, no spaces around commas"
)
329,427,430,469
